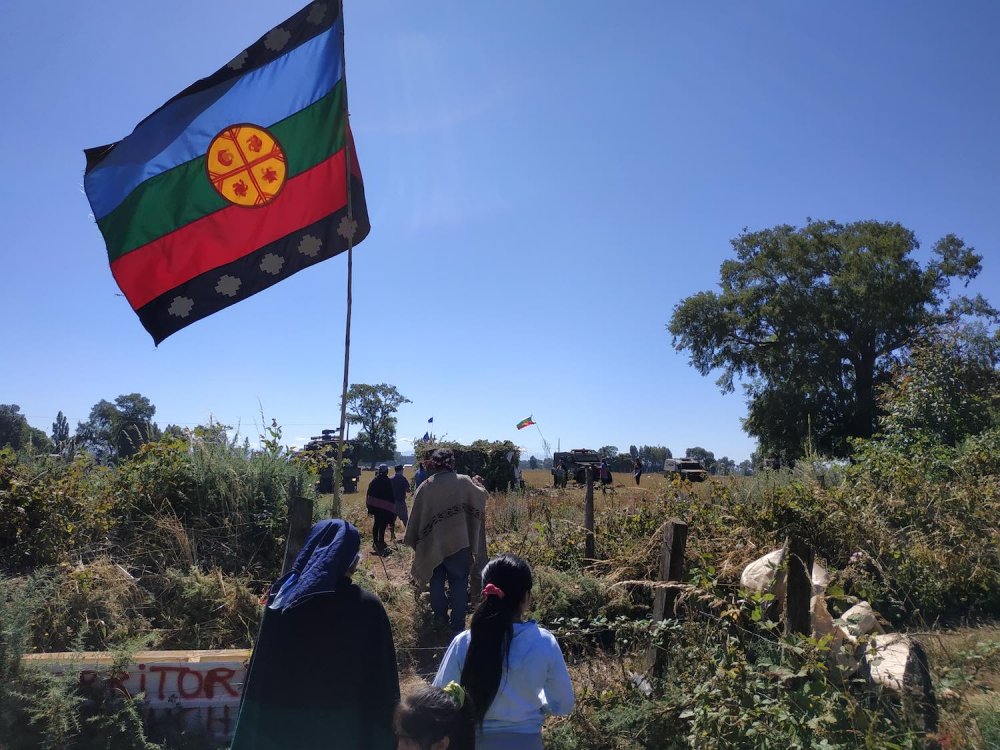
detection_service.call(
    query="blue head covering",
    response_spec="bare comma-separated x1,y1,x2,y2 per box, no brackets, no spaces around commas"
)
268,519,361,611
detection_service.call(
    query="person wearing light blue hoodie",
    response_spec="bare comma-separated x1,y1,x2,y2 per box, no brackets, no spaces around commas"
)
432,554,574,750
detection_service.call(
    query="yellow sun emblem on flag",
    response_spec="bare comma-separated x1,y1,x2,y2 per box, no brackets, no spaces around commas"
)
206,124,287,207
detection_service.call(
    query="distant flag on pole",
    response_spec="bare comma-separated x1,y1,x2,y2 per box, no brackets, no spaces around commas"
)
428,417,433,423
83,1,369,344
516,416,535,430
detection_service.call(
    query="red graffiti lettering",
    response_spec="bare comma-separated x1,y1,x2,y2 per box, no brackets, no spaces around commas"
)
177,667,204,699
149,665,185,701
203,668,239,699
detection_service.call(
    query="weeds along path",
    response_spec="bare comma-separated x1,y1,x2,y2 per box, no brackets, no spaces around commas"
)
344,519,454,682
375,541,456,680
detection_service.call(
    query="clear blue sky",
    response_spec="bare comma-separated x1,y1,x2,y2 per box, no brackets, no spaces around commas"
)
2,1,998,462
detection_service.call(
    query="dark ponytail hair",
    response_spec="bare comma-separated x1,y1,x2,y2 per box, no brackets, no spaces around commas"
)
394,684,476,750
459,553,533,724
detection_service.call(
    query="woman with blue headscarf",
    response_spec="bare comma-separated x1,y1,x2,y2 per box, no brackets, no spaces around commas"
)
231,519,399,749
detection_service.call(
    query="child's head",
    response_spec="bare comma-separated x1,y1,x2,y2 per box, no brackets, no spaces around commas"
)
394,683,475,750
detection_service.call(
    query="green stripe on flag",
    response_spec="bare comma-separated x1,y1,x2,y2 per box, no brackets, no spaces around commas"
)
98,82,346,263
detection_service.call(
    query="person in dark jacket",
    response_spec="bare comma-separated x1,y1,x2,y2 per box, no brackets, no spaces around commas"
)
390,464,411,536
230,519,399,750
367,464,397,555
633,457,643,486
413,457,429,490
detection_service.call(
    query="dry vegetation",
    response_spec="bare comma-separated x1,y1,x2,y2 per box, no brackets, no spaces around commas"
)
339,464,1000,749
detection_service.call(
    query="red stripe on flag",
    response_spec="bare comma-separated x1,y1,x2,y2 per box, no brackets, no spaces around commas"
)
111,149,358,310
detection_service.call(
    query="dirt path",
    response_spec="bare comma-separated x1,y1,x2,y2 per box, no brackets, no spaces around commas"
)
358,538,456,683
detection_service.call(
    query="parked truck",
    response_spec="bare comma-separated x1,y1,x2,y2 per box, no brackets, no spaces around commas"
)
305,429,362,493
552,448,602,485
663,456,709,482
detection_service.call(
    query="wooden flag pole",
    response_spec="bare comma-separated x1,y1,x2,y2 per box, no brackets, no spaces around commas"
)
334,0,354,517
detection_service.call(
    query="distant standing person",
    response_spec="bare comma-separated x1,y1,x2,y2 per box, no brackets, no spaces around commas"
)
599,459,612,492
433,554,575,750
413,457,429,490
633,457,643,486
390,464,411,538
404,449,489,632
552,460,566,489
366,464,397,556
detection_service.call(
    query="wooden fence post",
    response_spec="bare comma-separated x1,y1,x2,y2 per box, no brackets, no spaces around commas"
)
902,641,939,740
584,466,595,560
281,476,314,576
784,535,813,636
644,519,688,676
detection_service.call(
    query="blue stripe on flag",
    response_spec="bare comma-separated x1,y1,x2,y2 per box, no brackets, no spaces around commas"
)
86,19,343,220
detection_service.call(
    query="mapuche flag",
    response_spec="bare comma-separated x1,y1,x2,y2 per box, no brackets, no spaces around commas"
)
83,1,369,344
516,416,535,430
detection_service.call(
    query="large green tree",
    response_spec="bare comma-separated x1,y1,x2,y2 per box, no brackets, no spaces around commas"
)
685,446,716,473
0,405,51,453
51,411,70,447
0,404,27,450
345,383,410,465
75,393,161,462
669,219,994,460
637,445,671,470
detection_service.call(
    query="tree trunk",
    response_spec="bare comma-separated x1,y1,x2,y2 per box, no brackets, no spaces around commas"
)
852,355,877,439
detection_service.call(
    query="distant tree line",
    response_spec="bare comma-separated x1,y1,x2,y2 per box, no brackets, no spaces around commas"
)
1,395,166,462
0,393,227,463
592,445,751,475
2,382,413,470
520,445,755,475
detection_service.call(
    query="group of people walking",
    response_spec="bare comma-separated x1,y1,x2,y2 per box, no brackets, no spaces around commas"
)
364,463,415,556
231,448,574,749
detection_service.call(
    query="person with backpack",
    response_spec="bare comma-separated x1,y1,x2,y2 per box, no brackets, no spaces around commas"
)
433,554,574,750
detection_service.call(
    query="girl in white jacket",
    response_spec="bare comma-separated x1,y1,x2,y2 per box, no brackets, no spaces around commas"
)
433,554,575,750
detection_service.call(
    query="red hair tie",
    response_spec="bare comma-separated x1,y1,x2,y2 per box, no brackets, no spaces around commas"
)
482,583,505,599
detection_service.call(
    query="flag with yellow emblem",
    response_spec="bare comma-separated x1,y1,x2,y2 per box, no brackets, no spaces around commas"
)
84,1,368,344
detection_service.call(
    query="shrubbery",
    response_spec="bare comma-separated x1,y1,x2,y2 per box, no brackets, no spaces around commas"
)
1,328,998,747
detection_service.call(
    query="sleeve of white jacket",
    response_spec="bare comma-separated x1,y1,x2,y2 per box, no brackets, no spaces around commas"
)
432,633,467,688
542,632,575,715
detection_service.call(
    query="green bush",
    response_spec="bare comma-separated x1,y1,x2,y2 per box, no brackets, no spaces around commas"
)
0,575,161,750
148,567,261,650
0,450,114,573
110,439,307,578
841,429,1000,623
